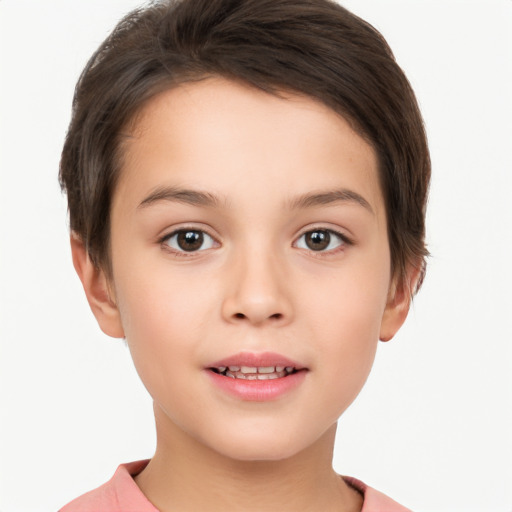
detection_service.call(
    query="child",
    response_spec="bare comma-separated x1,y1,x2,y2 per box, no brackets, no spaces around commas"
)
59,0,429,510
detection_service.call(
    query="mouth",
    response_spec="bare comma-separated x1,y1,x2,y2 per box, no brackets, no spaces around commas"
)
205,351,308,397
209,365,300,380
207,352,307,378
206,353,307,400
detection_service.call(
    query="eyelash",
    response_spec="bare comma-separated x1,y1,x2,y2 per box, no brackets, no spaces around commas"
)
158,227,353,257
294,228,353,255
159,227,219,257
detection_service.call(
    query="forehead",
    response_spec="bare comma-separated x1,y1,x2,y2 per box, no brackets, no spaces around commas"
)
114,77,383,217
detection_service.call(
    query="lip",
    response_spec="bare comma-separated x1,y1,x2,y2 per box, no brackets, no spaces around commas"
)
205,351,308,402
207,351,306,370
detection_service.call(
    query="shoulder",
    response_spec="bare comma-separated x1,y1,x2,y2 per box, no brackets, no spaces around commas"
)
59,460,157,512
343,476,413,512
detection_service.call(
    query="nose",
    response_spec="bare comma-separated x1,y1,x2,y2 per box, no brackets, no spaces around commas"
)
221,249,294,327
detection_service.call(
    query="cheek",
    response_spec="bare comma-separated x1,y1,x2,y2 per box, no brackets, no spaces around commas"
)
309,291,380,384
303,253,390,341
116,258,214,335
302,307,381,429
113,266,215,393
299,254,390,398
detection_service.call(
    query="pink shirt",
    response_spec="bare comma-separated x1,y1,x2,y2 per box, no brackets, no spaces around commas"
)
59,460,412,512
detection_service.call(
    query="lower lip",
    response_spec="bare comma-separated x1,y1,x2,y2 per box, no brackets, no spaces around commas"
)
206,370,307,401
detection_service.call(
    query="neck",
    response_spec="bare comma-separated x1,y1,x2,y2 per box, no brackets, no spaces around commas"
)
135,404,363,512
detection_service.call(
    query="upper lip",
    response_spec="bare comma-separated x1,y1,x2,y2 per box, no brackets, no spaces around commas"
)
207,351,306,370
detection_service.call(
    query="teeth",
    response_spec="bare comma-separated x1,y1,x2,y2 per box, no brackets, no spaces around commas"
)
223,369,290,380
240,366,257,373
216,365,298,380
229,365,296,374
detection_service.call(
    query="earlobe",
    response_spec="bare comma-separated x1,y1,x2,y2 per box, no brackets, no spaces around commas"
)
70,234,125,338
379,266,421,342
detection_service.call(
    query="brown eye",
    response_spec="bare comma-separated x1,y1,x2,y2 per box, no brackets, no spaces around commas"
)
164,229,216,252
304,230,330,250
296,229,346,252
177,230,203,251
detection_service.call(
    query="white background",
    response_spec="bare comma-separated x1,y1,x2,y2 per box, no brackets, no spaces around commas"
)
1,1,511,511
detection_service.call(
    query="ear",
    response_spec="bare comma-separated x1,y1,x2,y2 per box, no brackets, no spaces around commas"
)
70,234,125,338
379,265,421,342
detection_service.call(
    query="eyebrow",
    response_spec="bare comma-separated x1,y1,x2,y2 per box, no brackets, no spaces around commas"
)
288,189,374,214
138,186,225,209
137,185,373,214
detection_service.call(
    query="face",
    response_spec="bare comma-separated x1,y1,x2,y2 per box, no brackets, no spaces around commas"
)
90,78,407,461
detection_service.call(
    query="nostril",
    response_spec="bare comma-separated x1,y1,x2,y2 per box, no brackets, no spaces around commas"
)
233,312,283,321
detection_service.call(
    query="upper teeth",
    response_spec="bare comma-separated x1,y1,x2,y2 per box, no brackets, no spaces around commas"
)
214,365,296,380
230,366,291,374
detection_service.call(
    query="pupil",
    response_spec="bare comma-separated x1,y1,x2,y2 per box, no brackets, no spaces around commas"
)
177,230,203,251
306,230,330,251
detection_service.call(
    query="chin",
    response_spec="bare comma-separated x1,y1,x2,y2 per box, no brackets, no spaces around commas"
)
201,425,321,463
215,442,302,462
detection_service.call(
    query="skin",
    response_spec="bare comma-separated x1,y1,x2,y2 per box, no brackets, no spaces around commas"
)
72,77,415,511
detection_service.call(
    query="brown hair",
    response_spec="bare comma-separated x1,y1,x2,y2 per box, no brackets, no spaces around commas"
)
60,0,430,290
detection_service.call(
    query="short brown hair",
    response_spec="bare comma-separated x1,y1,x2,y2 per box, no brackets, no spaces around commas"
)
60,0,430,289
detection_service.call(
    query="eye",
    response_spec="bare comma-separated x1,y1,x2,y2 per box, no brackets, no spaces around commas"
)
163,229,216,253
295,229,347,252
